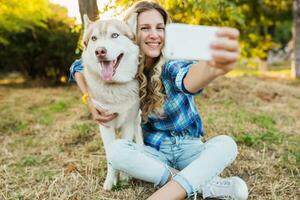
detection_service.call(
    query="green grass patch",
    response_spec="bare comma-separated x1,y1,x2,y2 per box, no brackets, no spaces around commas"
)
235,130,284,146
112,180,130,191
16,154,53,168
15,136,39,147
64,122,97,145
49,100,67,112
85,140,102,152
229,109,250,124
39,113,53,125
20,155,41,167
0,120,29,134
250,114,276,130
281,135,300,167
36,170,56,181
28,100,68,126
205,112,219,125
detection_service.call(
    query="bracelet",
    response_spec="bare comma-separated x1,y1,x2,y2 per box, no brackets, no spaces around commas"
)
82,93,89,105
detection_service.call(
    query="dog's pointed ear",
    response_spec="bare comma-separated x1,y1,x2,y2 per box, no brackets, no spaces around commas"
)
125,13,138,38
83,14,92,31
82,14,93,48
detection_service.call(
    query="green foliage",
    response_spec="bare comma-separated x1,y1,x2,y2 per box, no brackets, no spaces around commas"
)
116,0,292,65
0,1,81,83
0,0,50,44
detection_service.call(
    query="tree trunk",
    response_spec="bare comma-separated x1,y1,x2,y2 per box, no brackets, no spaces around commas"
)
292,0,300,78
78,0,99,25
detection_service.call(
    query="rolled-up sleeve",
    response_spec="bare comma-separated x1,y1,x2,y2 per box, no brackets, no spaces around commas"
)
69,59,84,83
164,60,202,95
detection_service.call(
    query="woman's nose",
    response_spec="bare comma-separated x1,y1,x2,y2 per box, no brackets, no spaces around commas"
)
149,28,159,38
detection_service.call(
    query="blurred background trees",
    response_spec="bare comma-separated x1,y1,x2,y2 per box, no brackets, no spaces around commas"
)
0,0,297,84
0,0,80,84
292,0,300,77
117,0,294,74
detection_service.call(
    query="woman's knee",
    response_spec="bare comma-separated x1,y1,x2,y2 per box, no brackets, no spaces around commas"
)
106,139,133,167
209,135,238,159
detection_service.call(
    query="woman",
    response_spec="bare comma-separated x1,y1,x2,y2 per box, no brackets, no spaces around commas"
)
69,1,248,200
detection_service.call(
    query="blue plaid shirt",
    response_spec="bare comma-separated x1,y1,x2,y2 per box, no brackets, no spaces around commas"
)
69,59,83,83
142,60,204,150
69,59,204,150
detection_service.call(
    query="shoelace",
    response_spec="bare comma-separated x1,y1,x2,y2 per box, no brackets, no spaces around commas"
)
213,180,231,187
210,179,235,200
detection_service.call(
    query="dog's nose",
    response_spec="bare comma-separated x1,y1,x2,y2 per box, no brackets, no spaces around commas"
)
95,47,107,58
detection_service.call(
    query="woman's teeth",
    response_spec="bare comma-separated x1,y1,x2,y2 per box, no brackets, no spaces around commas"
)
146,42,160,48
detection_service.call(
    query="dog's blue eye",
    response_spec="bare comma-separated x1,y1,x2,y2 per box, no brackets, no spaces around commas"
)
91,36,97,41
111,33,119,38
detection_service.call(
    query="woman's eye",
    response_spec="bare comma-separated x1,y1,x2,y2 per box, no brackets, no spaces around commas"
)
111,33,119,38
91,36,97,41
157,27,165,31
140,27,149,31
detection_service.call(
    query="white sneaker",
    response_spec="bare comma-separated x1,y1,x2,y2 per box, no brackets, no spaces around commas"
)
202,176,248,200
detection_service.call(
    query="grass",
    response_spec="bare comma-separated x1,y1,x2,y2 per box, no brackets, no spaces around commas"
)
0,76,299,199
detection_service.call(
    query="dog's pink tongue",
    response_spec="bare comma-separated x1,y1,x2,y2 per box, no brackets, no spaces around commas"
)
100,61,114,81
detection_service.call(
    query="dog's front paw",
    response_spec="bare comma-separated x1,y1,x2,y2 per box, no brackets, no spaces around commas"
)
119,171,131,182
103,176,118,191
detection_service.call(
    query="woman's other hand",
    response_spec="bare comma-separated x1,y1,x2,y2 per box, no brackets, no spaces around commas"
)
86,98,118,126
209,27,240,75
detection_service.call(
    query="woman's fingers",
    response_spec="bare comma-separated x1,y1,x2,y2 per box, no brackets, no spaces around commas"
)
212,50,240,64
93,113,118,123
216,27,240,40
87,100,118,125
211,38,240,52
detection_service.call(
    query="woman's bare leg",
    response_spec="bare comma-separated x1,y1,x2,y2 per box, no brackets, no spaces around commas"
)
147,180,186,200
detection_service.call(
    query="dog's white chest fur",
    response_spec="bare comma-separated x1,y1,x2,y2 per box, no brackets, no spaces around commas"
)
84,71,140,128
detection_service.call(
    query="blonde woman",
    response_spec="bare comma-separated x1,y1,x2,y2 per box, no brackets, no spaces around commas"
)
70,1,248,199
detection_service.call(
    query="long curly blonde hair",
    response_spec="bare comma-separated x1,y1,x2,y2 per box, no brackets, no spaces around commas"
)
124,1,171,122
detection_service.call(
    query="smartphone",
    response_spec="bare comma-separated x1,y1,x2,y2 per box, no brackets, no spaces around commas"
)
164,23,218,61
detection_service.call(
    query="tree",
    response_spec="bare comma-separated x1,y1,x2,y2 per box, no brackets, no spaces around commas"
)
78,0,99,25
116,0,292,69
0,0,49,45
292,0,300,78
0,3,80,83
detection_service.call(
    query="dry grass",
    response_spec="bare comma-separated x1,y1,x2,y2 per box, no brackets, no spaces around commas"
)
0,76,299,200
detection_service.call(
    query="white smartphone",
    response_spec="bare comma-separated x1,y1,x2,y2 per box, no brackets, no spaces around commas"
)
164,23,218,61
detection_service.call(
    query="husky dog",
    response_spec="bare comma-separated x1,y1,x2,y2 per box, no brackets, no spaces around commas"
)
82,15,143,190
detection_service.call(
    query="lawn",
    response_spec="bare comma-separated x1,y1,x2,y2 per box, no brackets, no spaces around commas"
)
0,76,299,200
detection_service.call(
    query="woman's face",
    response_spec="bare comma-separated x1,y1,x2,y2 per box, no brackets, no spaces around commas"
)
137,9,165,59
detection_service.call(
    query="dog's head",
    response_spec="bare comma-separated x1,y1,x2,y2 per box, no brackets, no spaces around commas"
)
82,16,139,83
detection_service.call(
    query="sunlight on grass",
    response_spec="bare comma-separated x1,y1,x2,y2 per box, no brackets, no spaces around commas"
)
227,68,293,79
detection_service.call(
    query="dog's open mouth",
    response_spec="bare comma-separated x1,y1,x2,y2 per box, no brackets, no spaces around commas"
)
99,53,123,81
